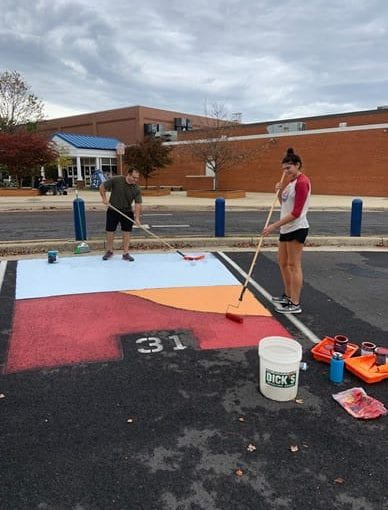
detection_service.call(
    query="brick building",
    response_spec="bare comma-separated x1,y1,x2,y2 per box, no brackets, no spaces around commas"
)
39,106,388,195
161,107,388,196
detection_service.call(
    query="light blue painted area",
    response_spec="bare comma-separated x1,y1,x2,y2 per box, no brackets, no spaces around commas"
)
16,253,239,299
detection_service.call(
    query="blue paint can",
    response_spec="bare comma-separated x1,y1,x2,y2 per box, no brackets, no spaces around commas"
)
48,250,58,263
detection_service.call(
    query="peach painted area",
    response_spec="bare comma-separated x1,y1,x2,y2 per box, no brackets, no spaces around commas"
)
124,285,271,316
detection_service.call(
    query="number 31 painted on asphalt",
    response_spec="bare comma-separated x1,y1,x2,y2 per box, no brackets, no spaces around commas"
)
136,334,187,354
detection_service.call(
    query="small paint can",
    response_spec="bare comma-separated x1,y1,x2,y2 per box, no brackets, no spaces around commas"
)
333,335,349,354
48,250,58,263
375,347,388,366
360,341,376,356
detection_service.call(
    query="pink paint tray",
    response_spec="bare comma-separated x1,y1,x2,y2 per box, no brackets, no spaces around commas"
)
311,336,359,363
345,355,388,384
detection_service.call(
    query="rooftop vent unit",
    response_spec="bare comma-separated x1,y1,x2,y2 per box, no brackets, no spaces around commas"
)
339,122,347,127
174,118,192,131
160,130,178,142
144,123,165,136
266,121,306,134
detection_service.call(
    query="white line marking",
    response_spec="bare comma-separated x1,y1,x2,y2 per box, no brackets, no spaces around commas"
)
135,224,190,230
147,224,190,228
0,260,7,293
217,252,320,344
143,213,173,217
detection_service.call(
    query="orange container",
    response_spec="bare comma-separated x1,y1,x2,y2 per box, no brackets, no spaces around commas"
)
345,355,388,384
311,336,359,363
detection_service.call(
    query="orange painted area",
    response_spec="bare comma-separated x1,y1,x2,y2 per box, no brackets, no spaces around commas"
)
124,285,271,317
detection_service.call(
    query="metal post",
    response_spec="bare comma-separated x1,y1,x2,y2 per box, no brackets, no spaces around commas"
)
73,191,87,241
350,198,363,236
215,197,225,237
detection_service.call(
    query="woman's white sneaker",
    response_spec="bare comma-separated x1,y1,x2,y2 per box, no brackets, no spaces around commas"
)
275,302,302,314
272,294,290,305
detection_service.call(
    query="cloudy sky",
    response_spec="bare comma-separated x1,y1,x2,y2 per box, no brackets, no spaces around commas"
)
1,0,388,123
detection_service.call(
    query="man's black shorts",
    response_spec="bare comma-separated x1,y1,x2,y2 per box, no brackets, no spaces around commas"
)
106,208,134,232
279,228,309,243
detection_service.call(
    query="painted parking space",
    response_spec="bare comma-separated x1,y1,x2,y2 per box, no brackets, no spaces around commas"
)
0,250,387,509
4,252,290,373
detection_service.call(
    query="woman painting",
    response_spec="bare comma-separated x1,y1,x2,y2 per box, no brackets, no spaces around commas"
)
262,148,311,314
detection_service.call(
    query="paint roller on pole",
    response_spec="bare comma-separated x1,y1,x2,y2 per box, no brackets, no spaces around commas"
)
225,172,286,323
107,203,205,261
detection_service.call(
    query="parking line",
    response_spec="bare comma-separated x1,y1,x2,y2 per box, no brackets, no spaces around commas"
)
0,260,7,293
147,224,190,228
217,252,320,344
134,224,190,229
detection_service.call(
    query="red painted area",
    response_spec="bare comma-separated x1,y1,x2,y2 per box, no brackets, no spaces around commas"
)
5,292,291,373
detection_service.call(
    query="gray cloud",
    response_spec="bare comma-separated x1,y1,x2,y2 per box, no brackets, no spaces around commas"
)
1,0,387,122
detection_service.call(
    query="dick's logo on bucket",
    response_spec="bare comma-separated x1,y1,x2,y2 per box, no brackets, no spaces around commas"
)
265,369,297,388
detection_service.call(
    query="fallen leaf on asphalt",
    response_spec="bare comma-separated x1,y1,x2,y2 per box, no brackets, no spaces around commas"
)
295,399,304,404
238,417,245,422
235,468,244,477
246,443,256,452
289,445,299,452
334,477,345,484
127,418,134,423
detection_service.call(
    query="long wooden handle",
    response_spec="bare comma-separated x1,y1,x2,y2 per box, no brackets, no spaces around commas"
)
107,203,179,252
239,172,286,301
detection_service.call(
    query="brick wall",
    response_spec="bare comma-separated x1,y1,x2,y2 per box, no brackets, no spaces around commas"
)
148,127,388,195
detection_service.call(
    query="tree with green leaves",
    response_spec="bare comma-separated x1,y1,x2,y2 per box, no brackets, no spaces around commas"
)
0,70,44,132
124,137,173,188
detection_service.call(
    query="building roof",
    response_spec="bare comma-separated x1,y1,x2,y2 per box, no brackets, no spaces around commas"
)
53,132,121,150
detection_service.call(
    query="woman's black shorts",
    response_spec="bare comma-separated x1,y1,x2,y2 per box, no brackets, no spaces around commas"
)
106,208,134,232
279,228,309,243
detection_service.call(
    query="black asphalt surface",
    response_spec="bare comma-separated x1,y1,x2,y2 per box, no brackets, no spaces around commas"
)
1,210,388,241
0,252,387,509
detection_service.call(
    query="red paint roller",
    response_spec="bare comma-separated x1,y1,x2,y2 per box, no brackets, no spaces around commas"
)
226,171,286,323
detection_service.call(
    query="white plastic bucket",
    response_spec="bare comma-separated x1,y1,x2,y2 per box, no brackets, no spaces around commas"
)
258,336,303,401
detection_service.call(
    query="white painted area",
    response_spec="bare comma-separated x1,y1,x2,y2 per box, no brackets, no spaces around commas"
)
0,261,7,293
217,252,320,344
16,253,239,300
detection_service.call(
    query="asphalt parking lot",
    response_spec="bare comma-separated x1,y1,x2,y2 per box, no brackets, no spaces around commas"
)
0,250,387,510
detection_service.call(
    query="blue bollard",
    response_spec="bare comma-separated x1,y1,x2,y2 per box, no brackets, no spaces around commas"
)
350,198,363,236
215,197,225,237
73,193,87,241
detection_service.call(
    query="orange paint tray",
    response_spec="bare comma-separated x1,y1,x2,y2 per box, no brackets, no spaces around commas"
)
311,336,359,363
345,355,388,384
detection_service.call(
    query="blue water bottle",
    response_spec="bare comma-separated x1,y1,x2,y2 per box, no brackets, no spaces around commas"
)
329,352,344,383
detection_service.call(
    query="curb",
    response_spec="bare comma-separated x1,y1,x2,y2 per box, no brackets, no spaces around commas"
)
1,236,387,257
0,204,387,213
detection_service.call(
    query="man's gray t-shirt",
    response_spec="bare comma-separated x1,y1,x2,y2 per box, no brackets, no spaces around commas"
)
103,176,142,211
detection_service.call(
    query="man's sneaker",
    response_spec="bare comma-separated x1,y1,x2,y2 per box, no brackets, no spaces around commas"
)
102,250,113,260
272,294,290,305
122,253,134,261
275,302,302,314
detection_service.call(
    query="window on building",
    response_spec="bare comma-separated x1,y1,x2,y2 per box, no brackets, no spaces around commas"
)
102,157,117,176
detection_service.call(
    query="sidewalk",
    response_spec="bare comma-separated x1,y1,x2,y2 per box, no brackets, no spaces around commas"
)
1,189,388,212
